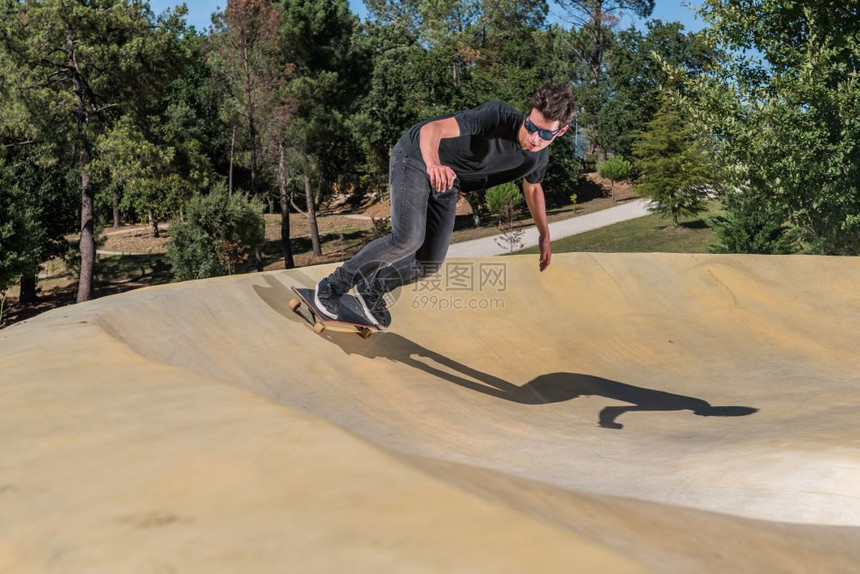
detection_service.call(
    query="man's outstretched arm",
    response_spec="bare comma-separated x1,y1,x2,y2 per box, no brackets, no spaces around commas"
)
419,117,460,193
523,179,551,272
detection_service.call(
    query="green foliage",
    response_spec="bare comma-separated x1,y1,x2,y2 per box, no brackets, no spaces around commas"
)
0,0,188,300
485,182,523,214
687,1,860,254
95,115,194,232
633,97,714,225
601,21,716,157
350,21,445,178
553,1,656,155
543,137,582,197
167,185,266,280
487,182,526,253
0,171,42,293
708,190,799,255
597,155,631,203
280,0,363,196
597,156,631,182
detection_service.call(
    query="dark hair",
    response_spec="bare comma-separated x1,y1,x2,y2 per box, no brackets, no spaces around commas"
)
531,83,575,125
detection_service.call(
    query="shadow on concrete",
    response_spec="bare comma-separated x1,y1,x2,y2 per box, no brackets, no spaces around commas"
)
254,275,758,430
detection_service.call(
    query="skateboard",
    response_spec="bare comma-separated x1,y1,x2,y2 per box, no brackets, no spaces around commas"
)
289,286,380,339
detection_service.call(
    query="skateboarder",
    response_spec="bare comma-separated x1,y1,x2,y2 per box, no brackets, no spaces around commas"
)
315,82,575,328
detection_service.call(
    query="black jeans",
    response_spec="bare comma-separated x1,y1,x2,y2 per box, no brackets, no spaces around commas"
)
327,141,459,293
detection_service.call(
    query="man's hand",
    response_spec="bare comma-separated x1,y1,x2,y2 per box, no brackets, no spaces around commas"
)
523,180,551,272
539,234,552,272
426,163,458,193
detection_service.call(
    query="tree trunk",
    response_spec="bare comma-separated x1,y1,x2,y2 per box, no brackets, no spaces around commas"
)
77,154,95,303
229,125,235,196
112,193,120,228
148,209,160,238
464,192,482,227
304,167,322,258
69,28,95,303
279,143,295,269
249,115,258,197
290,198,307,217
18,273,37,305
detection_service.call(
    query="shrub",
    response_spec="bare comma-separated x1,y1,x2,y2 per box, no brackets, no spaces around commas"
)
543,137,582,197
708,190,799,254
167,187,265,280
597,156,632,203
485,182,522,215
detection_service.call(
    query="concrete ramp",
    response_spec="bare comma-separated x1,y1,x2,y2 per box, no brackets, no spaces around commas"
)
2,253,860,572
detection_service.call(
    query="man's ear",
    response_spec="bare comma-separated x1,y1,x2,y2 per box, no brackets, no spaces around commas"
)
557,125,570,137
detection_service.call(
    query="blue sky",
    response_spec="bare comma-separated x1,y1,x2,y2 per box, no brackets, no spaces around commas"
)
148,0,706,35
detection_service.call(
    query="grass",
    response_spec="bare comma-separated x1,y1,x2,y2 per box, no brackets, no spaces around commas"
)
519,202,722,255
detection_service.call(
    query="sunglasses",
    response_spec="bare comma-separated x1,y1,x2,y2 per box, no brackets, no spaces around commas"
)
524,117,563,141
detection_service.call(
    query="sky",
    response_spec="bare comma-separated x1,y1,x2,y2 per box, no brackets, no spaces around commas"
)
147,0,707,35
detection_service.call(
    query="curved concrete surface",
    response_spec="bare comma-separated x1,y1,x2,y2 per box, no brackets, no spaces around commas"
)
2,253,860,572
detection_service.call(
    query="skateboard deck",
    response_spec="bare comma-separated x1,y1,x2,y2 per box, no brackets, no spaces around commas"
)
289,286,380,339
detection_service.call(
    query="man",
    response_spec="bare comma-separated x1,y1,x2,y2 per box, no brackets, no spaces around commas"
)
315,82,575,329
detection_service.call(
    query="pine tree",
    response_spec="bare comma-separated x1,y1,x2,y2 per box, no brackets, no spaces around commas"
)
0,0,184,301
708,190,799,255
279,0,359,258
633,97,713,225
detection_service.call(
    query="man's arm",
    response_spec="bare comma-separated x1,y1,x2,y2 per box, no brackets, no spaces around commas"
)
419,117,460,193
523,179,551,272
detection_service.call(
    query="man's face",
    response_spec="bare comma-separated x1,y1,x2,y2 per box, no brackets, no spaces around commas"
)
519,109,569,152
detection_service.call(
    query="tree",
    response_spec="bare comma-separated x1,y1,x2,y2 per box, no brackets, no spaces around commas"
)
351,21,426,181
555,0,654,157
633,96,714,225
279,0,360,258
597,155,631,203
601,21,716,158
687,1,860,254
0,0,184,301
95,115,191,238
211,0,283,199
486,182,525,253
0,158,42,307
542,134,582,200
709,188,799,255
167,184,265,280
0,141,78,304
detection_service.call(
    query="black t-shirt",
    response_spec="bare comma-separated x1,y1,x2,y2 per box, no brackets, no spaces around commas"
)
397,101,550,192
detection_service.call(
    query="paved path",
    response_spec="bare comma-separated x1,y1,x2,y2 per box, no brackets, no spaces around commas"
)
447,198,651,257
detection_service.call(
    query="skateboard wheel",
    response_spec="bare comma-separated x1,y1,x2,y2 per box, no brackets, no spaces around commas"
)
289,298,301,312
313,322,326,335
358,328,372,339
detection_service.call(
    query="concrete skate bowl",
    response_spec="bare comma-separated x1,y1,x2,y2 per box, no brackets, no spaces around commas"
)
2,253,860,573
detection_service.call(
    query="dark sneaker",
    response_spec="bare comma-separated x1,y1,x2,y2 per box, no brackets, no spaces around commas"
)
314,277,344,320
355,280,392,330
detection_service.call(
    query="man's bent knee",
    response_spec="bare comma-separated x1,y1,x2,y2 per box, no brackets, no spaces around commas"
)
390,232,424,258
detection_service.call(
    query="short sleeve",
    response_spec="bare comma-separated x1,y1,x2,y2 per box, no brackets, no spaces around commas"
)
524,150,550,184
454,102,516,137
